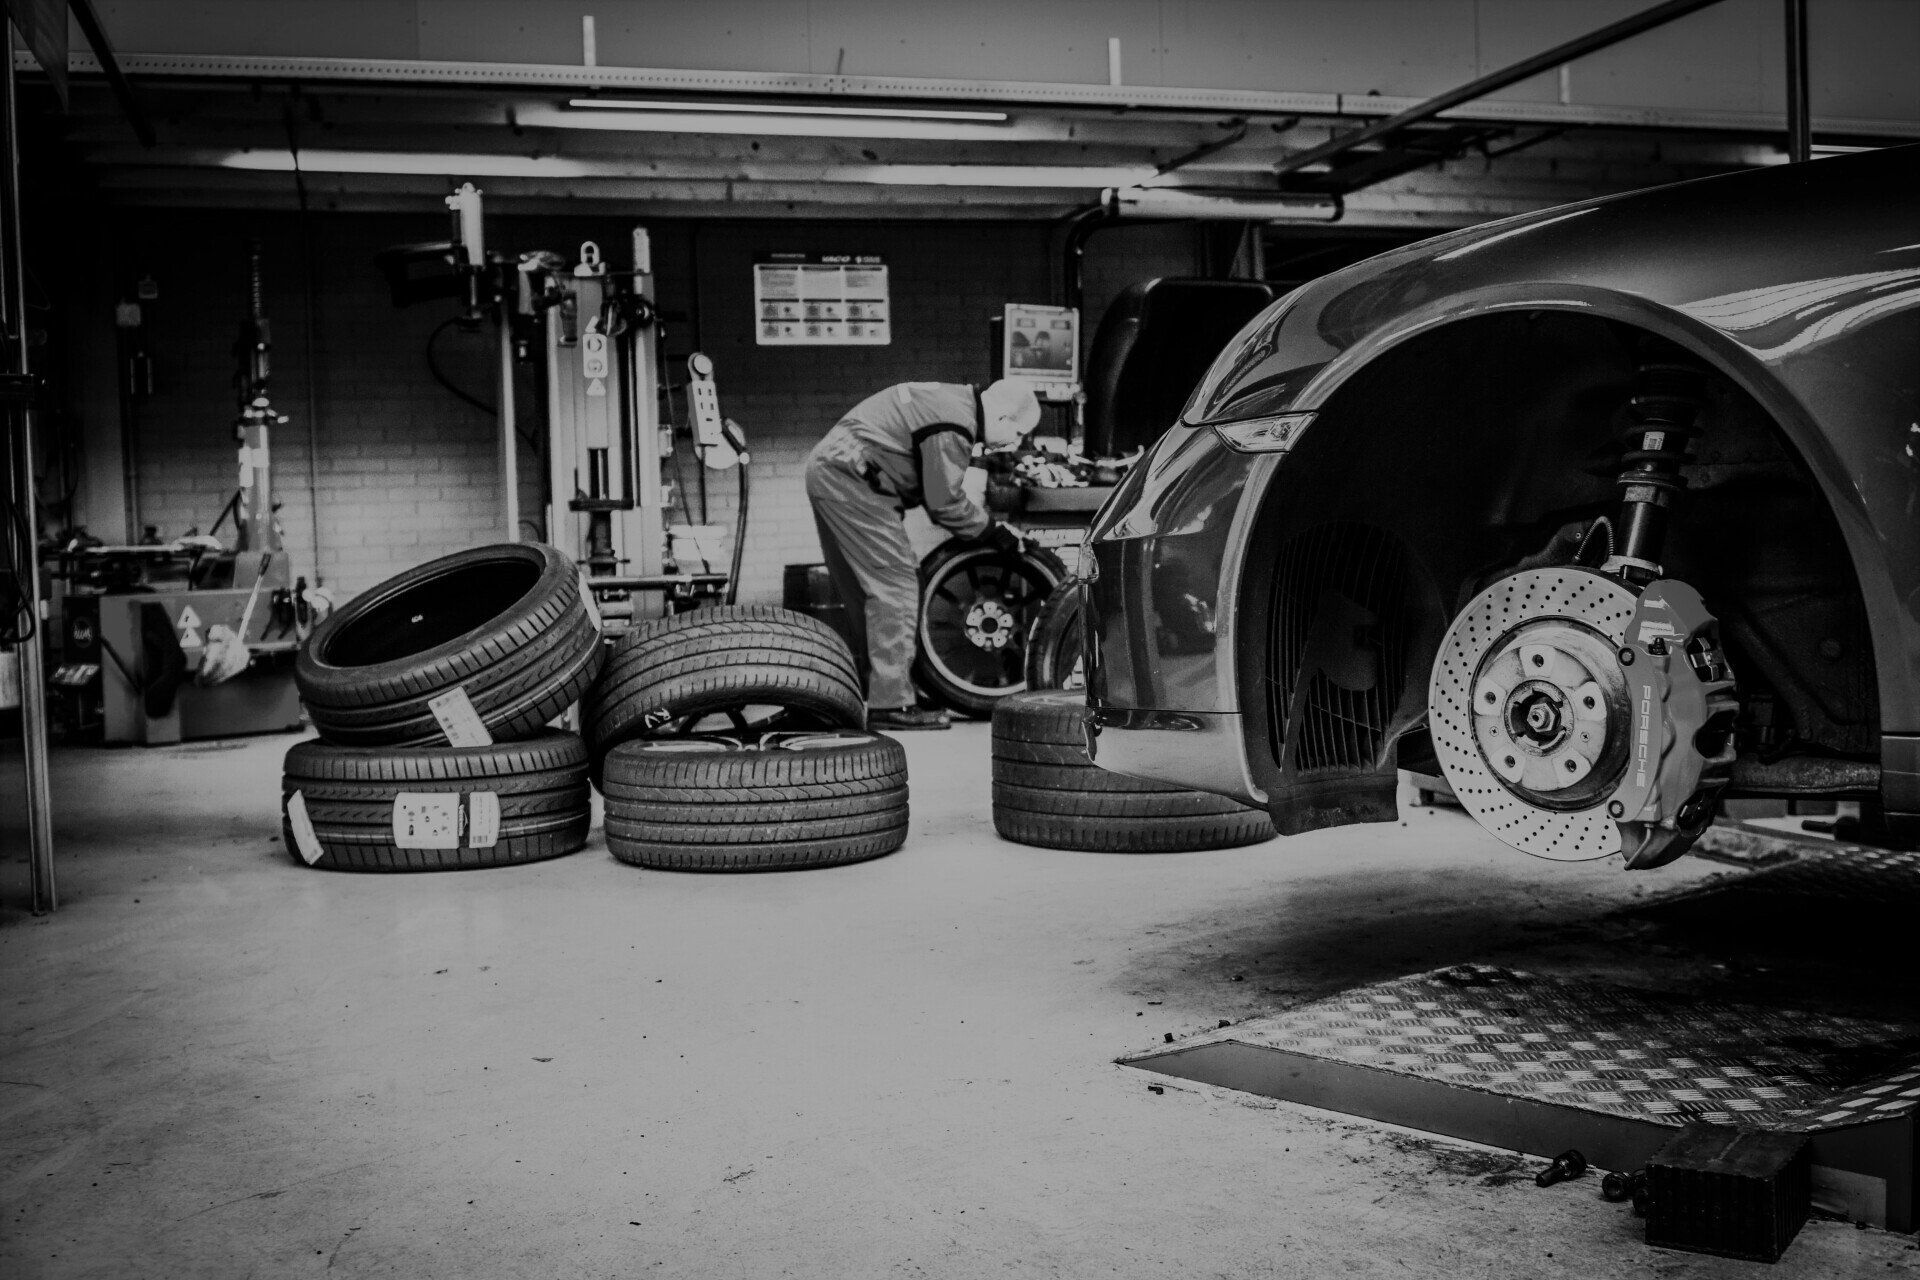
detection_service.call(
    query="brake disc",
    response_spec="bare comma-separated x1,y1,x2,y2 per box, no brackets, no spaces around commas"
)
1430,568,1639,861
1429,567,1738,866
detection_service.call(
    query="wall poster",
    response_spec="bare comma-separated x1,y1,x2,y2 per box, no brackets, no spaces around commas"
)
754,252,890,345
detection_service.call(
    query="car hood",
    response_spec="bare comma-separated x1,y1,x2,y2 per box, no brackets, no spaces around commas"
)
1183,144,1920,427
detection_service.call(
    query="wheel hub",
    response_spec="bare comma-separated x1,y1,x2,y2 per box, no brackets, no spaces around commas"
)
964,598,1017,651
1429,567,1736,866
1470,621,1626,809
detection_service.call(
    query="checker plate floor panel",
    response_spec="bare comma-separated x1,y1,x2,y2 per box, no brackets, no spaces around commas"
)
1153,965,1920,1131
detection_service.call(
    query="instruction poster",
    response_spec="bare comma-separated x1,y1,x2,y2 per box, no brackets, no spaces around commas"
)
754,252,890,345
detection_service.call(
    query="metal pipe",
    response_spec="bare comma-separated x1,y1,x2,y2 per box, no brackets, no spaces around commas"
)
1,50,57,913
497,314,521,540
65,0,156,147
588,573,729,591
1784,0,1811,164
1274,0,1729,178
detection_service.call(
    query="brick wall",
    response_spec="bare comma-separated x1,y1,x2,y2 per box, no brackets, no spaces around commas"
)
75,209,1194,604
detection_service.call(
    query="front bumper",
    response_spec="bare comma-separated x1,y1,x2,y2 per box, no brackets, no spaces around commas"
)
1083,425,1269,805
1086,706,1264,807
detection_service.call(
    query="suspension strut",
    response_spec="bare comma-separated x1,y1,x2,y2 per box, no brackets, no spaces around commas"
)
1602,357,1706,584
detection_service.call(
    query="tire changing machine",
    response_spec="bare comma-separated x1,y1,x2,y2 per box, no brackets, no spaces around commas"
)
46,243,305,744
380,185,746,631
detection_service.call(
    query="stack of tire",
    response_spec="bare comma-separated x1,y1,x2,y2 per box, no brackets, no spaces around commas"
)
581,605,908,872
282,543,603,871
993,583,1275,852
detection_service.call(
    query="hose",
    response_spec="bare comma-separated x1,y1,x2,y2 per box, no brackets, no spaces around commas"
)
726,452,749,606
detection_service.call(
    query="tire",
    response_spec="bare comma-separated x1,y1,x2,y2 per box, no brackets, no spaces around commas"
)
915,538,1065,718
990,690,1275,852
296,542,604,747
1024,581,1085,691
601,730,908,871
582,605,865,772
280,731,591,871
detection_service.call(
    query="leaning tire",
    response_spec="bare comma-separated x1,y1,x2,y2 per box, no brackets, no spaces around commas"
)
1024,581,1085,691
602,730,908,871
990,691,1274,852
583,606,865,771
280,731,591,871
296,542,604,747
915,538,1065,718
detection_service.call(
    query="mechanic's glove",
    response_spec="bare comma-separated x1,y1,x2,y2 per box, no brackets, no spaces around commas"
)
981,520,1028,555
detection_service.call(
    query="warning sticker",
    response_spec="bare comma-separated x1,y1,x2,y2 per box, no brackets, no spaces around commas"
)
286,790,324,865
392,792,463,849
467,792,501,848
177,604,204,649
428,686,494,747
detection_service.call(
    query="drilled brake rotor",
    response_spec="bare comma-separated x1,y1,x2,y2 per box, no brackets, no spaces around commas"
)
1428,568,1640,861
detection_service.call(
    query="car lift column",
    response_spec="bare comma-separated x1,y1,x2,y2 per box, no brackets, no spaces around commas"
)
1,49,55,913
618,229,664,602
543,231,664,615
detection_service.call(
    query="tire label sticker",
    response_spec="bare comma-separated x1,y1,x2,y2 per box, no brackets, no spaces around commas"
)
428,686,493,747
467,791,501,848
580,571,603,633
286,790,324,865
392,792,463,849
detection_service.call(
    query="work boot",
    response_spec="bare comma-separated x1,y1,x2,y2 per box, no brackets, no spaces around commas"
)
869,705,952,731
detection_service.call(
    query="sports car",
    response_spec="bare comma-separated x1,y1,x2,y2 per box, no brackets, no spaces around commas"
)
1082,145,1920,867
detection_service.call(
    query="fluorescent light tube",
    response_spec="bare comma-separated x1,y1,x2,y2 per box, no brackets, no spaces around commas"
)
567,98,1008,122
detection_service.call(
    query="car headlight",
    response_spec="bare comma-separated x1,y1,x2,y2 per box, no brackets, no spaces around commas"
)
1212,411,1316,454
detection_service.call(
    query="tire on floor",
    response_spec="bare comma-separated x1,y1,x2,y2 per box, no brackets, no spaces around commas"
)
296,542,604,747
601,730,908,871
281,731,591,871
583,605,866,773
1023,580,1084,691
991,690,1275,852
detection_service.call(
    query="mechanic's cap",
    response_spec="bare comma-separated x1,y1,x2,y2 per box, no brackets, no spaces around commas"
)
981,378,1041,446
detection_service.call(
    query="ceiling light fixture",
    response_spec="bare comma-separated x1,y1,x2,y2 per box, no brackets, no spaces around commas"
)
221,150,593,178
1106,187,1341,222
217,149,1157,189
566,97,1009,123
525,104,1014,142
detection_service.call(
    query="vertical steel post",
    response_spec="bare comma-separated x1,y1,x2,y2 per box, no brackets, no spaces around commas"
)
498,318,520,541
1,49,57,913
1784,0,1811,163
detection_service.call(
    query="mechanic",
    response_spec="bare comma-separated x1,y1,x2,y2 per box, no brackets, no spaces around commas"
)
805,378,1042,731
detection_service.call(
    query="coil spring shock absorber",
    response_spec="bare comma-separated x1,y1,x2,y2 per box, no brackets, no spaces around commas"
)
1602,358,1705,582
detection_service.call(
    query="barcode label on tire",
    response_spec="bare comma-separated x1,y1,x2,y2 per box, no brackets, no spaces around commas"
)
392,792,463,849
467,792,501,848
286,790,324,865
428,686,493,747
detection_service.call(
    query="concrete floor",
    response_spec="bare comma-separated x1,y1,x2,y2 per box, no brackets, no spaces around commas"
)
2,725,1914,1278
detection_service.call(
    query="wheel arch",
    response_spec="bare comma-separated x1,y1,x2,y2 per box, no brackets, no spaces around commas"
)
1230,284,1899,828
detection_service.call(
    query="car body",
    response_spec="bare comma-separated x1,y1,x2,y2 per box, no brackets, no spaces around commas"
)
1082,145,1920,851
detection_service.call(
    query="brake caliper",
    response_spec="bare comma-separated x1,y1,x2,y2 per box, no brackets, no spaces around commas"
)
1606,579,1738,869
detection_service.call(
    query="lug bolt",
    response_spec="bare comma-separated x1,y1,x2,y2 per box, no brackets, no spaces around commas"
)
1535,1149,1588,1188
1601,1168,1647,1203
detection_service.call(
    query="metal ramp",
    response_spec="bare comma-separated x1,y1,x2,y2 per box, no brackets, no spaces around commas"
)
1125,962,1920,1230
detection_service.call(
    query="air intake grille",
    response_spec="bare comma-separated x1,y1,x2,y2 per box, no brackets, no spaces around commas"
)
1269,522,1413,773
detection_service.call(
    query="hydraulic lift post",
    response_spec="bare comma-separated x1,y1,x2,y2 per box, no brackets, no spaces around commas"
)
1,46,55,912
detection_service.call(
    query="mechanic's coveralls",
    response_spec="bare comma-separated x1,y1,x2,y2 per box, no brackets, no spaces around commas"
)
804,382,993,710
